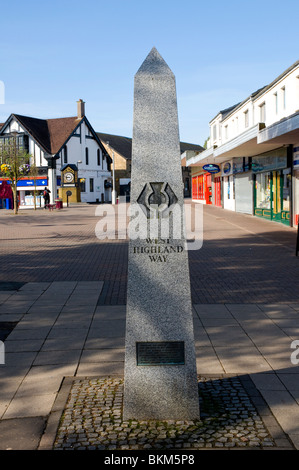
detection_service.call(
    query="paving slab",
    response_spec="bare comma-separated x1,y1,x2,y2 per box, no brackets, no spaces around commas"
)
0,417,47,450
0,274,299,449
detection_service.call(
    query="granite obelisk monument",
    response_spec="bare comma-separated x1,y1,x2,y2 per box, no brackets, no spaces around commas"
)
123,48,199,421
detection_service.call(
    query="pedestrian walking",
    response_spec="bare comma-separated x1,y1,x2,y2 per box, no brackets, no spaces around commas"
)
43,187,51,208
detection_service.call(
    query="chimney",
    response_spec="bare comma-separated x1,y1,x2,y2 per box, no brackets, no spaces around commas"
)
77,99,85,119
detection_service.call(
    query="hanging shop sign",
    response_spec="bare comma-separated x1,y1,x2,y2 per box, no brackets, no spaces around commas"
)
203,164,220,174
222,162,231,175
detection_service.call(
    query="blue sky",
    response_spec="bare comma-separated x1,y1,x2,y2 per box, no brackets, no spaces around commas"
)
0,0,298,146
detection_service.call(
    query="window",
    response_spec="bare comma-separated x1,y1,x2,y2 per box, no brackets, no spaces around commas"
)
212,125,217,141
244,110,249,128
259,102,266,123
255,172,271,209
64,145,68,164
281,86,286,109
79,178,86,193
274,92,278,114
89,178,94,192
85,147,89,165
97,148,101,166
224,125,228,139
0,134,29,152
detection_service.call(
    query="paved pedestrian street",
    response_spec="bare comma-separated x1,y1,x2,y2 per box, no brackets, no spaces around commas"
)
0,203,298,451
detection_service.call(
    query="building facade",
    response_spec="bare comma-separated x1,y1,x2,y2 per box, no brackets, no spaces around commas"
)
0,100,111,208
98,134,204,201
187,60,299,227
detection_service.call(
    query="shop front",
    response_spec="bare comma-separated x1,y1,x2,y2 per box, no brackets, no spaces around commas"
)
213,175,221,207
252,148,291,225
221,160,235,211
17,177,48,208
234,157,253,215
192,171,212,204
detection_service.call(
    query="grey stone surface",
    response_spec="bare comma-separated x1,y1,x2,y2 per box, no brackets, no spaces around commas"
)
0,417,46,450
53,376,278,450
123,48,199,420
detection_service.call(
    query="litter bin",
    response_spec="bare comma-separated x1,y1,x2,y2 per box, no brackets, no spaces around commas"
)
55,199,63,210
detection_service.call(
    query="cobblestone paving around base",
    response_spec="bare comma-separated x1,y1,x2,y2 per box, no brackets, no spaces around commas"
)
53,375,288,450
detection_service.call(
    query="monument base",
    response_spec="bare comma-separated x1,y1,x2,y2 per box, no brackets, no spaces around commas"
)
123,367,200,421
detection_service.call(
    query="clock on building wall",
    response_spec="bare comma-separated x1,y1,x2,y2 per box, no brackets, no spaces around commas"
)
61,164,78,187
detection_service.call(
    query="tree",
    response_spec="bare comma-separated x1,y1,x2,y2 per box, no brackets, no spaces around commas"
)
0,134,31,214
28,160,40,210
203,136,210,149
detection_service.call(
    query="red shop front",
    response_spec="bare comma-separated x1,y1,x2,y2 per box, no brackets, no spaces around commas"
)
192,173,212,204
214,176,222,207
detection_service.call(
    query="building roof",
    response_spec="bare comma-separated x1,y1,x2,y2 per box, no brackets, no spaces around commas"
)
11,114,80,154
253,59,299,101
210,60,299,125
97,132,203,159
97,132,132,160
180,141,204,153
1,113,203,160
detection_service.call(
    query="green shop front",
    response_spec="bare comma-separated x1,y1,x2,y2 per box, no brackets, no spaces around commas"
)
253,148,291,226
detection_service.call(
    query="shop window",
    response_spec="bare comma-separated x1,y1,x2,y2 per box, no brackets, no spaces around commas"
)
256,172,271,209
282,171,291,212
192,175,204,200
198,175,204,199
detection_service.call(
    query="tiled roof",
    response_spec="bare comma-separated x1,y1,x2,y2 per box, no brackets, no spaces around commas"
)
12,114,80,154
97,132,203,159
97,132,132,160
180,141,204,153
46,117,80,154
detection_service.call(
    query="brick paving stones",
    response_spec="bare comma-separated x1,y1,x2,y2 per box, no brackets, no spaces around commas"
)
0,204,298,450
53,375,292,450
0,203,298,305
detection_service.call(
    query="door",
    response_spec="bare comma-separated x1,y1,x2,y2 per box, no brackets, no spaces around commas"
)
235,173,253,214
272,171,281,222
205,174,212,204
214,177,221,207
255,170,290,225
